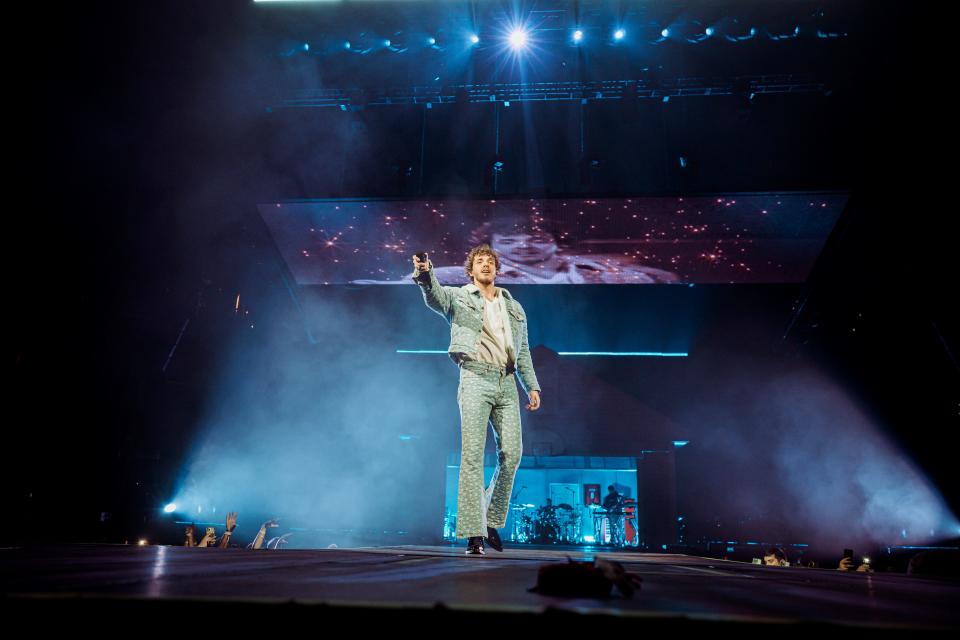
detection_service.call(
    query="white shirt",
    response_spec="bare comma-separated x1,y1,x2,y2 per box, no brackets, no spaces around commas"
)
462,287,516,368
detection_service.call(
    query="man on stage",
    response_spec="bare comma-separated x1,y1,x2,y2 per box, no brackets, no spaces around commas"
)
602,485,626,546
412,245,542,555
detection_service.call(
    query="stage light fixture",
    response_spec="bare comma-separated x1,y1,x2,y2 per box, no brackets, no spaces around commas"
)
614,29,625,40
163,503,177,513
509,29,528,50
573,29,583,42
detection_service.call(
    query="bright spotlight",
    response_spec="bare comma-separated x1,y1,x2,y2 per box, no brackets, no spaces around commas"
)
470,34,479,44
344,41,351,50
705,27,715,37
614,29,625,40
661,28,670,38
384,39,391,47
427,37,436,45
137,539,148,546
573,29,583,42
509,29,528,50
163,503,177,513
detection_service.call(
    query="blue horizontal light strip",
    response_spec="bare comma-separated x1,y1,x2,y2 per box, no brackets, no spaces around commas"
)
887,545,960,551
709,540,810,547
397,349,688,357
396,349,448,354
558,351,688,357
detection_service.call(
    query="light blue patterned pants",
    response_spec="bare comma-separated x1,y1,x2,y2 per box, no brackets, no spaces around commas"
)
454,359,523,539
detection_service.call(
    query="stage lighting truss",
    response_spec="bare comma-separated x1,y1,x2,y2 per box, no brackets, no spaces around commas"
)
271,74,827,110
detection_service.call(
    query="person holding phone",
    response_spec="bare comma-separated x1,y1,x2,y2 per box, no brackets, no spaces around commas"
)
412,245,541,555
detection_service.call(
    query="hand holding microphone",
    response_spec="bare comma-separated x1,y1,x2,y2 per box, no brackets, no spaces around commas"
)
412,252,431,274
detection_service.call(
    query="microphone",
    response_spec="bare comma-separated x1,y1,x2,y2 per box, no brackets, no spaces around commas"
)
414,251,431,283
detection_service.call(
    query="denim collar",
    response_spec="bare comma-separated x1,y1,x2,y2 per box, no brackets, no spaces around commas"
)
463,282,513,301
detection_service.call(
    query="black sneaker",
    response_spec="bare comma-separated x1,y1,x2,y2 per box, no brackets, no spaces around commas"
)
465,536,485,555
485,526,503,552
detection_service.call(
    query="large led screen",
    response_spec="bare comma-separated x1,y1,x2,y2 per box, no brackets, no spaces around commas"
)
258,193,846,285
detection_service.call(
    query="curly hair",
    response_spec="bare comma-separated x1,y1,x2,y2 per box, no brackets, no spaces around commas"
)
463,244,501,280
765,547,787,565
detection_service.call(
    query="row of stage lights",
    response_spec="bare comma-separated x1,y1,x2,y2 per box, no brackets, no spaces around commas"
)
334,24,762,54
488,25,690,49
280,18,834,58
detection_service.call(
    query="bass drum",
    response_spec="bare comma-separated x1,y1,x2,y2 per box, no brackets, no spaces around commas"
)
534,508,561,543
513,513,535,544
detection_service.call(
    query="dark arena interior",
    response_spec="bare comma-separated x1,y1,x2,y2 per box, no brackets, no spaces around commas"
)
6,0,959,634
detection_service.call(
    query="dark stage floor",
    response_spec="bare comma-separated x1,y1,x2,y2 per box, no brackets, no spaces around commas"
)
2,544,957,633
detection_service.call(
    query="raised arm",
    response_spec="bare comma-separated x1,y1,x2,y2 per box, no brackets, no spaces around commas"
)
411,255,454,318
248,519,278,550
216,511,238,548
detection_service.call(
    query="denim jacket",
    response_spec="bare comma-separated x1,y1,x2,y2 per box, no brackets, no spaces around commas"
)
412,260,541,395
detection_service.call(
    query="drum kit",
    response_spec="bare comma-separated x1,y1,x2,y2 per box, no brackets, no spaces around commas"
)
446,498,640,547
506,501,637,546
510,501,581,543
